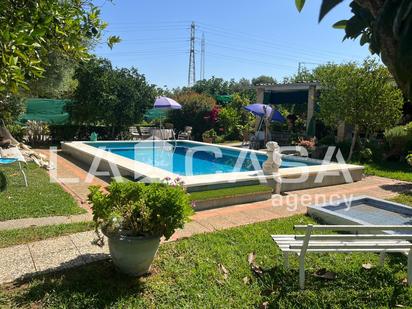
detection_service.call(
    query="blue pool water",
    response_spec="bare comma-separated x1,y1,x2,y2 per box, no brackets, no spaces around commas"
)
87,141,318,176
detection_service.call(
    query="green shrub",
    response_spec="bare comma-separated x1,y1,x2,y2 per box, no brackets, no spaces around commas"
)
217,106,242,139
168,91,216,140
88,180,193,244
202,128,217,141
359,147,373,162
6,124,26,142
384,122,412,158
214,135,224,143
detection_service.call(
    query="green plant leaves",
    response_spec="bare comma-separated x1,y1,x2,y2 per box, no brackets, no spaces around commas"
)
107,35,121,49
0,0,109,94
295,0,305,12
333,20,347,29
88,181,193,241
319,0,344,22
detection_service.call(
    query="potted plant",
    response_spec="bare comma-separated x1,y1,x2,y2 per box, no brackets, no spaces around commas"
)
88,178,193,276
202,128,217,143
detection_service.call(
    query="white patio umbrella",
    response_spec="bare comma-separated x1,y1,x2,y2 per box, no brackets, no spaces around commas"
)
153,96,182,139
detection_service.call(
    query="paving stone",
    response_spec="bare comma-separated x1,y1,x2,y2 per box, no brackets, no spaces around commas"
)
0,214,92,231
222,211,259,227
69,231,97,248
0,245,36,283
79,245,110,264
0,257,36,283
172,221,212,239
199,216,236,230
28,236,76,257
32,248,83,272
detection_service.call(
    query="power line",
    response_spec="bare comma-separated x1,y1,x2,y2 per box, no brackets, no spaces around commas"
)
196,22,361,59
204,41,322,63
200,32,205,80
206,51,296,69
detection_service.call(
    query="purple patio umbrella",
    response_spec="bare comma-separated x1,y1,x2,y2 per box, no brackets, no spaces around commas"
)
153,97,182,139
243,103,285,123
243,103,286,148
243,103,272,118
153,96,182,110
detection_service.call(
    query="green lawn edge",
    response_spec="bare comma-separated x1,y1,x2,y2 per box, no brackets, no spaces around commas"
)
0,222,94,248
356,161,412,182
189,184,272,201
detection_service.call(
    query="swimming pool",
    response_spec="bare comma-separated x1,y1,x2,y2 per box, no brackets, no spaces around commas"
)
62,140,364,192
85,141,317,176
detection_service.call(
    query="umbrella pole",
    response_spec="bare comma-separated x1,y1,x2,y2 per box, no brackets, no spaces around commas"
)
160,116,163,140
254,116,264,150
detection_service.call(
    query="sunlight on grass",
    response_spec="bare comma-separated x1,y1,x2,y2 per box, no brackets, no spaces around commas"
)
0,163,85,221
361,161,412,182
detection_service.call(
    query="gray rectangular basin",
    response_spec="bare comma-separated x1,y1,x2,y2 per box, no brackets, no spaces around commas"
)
308,196,412,229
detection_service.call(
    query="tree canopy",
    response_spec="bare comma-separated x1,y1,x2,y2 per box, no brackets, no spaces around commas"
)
0,0,119,94
168,92,216,139
69,58,157,135
315,59,404,160
296,0,412,100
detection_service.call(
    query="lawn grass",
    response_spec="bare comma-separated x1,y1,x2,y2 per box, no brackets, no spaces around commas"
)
360,160,412,182
0,163,85,221
0,222,94,248
1,214,412,308
390,192,412,207
189,184,272,201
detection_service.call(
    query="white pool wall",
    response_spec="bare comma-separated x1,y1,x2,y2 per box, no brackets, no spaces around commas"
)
61,140,364,192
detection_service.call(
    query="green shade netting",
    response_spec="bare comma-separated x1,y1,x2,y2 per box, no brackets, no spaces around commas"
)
18,99,70,125
215,95,232,104
144,108,167,121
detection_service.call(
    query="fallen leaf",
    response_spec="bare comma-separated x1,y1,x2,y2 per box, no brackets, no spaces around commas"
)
248,252,256,265
243,276,250,285
314,268,336,280
251,264,264,277
218,263,229,280
260,301,269,309
395,304,405,308
215,279,224,286
362,263,373,270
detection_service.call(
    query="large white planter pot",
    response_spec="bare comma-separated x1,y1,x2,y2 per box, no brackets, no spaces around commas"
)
105,232,161,276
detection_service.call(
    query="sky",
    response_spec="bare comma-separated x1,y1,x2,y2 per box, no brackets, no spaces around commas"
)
93,0,373,89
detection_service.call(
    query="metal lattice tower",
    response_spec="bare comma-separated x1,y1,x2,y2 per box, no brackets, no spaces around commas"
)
188,21,196,86
200,32,205,80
